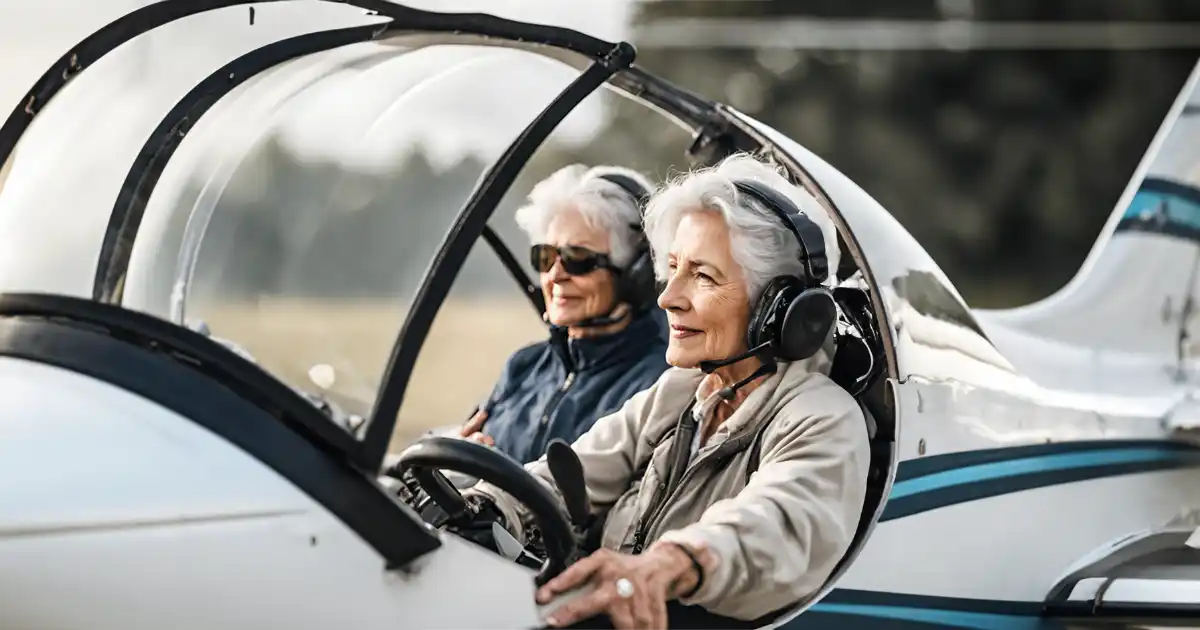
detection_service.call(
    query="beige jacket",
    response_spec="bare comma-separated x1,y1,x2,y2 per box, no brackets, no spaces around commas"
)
470,353,870,621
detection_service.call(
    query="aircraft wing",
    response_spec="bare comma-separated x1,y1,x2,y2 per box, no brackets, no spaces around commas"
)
1045,528,1200,621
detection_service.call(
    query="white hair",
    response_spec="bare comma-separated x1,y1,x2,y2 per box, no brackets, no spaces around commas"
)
643,152,841,303
514,164,653,268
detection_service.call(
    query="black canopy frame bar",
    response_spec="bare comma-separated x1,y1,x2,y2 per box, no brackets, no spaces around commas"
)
362,43,635,466
87,23,552,318
93,21,395,304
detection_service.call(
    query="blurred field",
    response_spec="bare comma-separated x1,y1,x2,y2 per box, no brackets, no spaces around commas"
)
197,297,547,451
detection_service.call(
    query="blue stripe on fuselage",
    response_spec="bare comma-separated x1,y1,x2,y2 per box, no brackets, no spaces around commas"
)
799,603,1051,630
890,446,1193,499
881,441,1200,521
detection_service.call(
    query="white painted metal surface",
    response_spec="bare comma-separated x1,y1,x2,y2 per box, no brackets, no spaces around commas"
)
837,471,1200,601
0,356,546,630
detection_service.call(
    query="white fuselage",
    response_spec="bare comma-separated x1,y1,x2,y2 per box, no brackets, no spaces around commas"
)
0,356,546,630
836,372,1200,603
831,229,1200,603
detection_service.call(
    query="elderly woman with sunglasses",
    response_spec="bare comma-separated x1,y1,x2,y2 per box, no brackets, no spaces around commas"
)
456,164,671,465
457,153,871,629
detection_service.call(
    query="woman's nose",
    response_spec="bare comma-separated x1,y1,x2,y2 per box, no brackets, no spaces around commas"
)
547,258,571,282
657,275,686,311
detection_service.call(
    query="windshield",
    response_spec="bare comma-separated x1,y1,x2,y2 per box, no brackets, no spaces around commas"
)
152,45,586,423
0,3,599,436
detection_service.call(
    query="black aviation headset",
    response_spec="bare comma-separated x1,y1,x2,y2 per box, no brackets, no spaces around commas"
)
593,172,659,315
728,178,838,364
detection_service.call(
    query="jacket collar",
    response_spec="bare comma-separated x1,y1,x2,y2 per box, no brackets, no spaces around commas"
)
548,309,666,373
691,346,835,448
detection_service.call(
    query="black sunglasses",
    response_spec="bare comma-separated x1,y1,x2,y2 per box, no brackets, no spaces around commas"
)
530,244,619,276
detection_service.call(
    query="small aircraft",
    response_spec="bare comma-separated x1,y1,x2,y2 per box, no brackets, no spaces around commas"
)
0,2,1198,629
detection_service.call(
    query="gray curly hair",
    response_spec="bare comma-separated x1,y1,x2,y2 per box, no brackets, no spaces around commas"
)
642,152,841,304
514,164,654,267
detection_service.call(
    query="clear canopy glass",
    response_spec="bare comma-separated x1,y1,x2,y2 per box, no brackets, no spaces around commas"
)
153,44,587,427
0,3,380,297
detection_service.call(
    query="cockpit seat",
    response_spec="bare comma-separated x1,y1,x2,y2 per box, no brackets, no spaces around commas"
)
827,286,885,438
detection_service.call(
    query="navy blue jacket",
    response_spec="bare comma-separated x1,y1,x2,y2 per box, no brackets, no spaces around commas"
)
480,309,670,464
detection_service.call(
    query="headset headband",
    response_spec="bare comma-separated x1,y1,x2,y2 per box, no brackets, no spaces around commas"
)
596,173,651,216
732,179,829,285
589,172,658,315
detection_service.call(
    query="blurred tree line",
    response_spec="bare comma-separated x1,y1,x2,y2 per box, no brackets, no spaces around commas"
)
581,0,1200,306
190,0,1200,309
181,145,496,304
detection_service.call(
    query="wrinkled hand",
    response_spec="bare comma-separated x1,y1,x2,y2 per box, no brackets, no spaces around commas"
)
458,409,494,446
536,546,697,630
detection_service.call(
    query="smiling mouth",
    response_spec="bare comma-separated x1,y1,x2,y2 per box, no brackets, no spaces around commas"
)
670,325,701,339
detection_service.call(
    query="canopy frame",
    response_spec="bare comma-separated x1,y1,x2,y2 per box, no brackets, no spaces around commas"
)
0,0,741,471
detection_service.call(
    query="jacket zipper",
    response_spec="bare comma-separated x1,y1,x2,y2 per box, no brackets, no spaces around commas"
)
529,371,576,460
630,417,760,554
543,372,576,424
631,412,711,554
630,406,698,554
630,484,667,554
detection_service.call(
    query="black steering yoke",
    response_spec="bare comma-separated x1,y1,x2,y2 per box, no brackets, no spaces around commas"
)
392,436,576,585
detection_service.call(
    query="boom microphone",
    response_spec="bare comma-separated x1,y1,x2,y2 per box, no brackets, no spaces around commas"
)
696,342,779,405
697,341,772,374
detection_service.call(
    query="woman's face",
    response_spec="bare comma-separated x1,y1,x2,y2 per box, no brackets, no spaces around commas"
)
540,209,619,327
657,210,752,368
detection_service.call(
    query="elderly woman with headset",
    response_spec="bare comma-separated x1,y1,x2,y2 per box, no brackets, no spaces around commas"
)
457,164,670,465
458,153,871,629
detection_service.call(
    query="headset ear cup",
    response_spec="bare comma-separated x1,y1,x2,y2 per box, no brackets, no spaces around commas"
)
777,288,837,361
746,276,799,349
619,248,658,311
